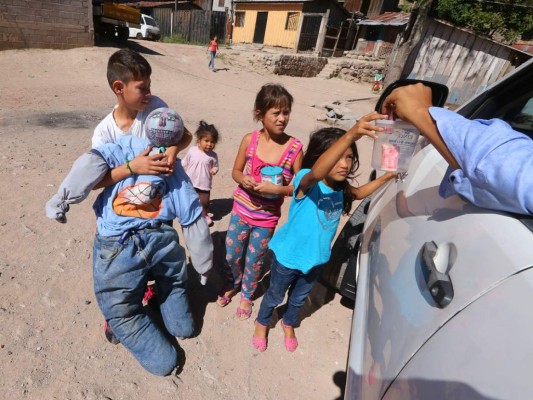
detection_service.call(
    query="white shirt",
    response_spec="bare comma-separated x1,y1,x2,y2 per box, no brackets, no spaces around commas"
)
91,96,167,148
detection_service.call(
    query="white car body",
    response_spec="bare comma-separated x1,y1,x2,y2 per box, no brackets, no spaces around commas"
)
345,58,533,399
129,14,160,41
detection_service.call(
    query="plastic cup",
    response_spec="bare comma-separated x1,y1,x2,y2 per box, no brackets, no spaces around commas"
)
260,166,283,198
371,119,420,173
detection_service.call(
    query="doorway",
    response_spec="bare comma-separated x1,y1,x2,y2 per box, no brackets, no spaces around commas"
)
253,12,268,44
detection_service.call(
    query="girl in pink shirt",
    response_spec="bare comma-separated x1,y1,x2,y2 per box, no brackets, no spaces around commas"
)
181,121,220,226
217,84,303,321
208,35,218,71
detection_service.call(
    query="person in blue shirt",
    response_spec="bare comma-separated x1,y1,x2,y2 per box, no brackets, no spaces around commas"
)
382,83,533,215
252,112,397,353
46,108,213,376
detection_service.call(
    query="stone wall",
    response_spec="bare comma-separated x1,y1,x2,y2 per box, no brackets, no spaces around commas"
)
0,0,93,50
256,52,385,82
263,54,328,77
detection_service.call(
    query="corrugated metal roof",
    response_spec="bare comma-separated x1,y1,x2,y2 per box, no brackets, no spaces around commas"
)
357,12,410,26
512,40,533,56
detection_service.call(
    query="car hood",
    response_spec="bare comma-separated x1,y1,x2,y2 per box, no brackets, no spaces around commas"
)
347,144,533,399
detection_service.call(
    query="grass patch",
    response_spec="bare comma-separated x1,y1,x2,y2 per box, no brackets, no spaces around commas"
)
162,34,204,46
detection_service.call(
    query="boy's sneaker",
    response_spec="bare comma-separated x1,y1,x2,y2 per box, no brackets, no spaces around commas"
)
104,321,120,345
205,215,214,227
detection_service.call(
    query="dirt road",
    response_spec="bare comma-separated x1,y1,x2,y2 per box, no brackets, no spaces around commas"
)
0,40,379,400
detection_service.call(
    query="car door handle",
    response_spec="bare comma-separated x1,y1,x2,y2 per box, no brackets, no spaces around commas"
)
421,241,454,308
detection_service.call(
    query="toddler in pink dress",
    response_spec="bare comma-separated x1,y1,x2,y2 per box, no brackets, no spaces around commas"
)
181,121,220,226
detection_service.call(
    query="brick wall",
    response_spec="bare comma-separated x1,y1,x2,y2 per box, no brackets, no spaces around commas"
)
0,0,93,50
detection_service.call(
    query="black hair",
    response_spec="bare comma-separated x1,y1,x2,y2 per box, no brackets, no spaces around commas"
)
302,127,359,214
195,120,219,143
106,49,152,89
254,83,294,121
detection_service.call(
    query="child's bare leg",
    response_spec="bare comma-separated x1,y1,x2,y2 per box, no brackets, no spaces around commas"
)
196,190,210,216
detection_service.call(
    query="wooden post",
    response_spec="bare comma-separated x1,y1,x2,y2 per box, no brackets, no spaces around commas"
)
315,9,329,56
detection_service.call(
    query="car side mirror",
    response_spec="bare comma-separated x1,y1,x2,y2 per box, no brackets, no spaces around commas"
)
375,79,449,113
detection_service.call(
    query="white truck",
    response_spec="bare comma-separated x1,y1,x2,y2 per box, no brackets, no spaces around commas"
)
92,0,141,43
129,14,161,41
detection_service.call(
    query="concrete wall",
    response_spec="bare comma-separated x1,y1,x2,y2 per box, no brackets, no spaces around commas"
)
233,3,302,49
0,0,93,50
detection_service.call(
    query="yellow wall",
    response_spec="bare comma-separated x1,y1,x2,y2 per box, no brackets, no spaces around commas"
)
233,4,303,49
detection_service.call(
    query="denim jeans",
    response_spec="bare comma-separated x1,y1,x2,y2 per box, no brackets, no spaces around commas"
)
257,254,322,327
208,51,216,69
93,224,193,376
224,211,275,300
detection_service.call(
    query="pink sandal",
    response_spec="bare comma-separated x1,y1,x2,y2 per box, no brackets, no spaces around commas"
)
280,320,298,352
235,294,253,320
216,286,236,307
252,320,268,352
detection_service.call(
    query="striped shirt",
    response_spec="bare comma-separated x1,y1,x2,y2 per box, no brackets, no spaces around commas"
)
232,130,303,228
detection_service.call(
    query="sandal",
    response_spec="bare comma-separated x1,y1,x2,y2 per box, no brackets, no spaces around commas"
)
280,320,298,352
252,320,268,352
216,287,236,308
235,294,253,320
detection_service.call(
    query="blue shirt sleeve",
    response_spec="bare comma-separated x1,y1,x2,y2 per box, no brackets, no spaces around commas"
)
164,163,203,226
429,107,533,215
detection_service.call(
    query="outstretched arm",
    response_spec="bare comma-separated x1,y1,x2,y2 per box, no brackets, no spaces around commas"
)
46,150,109,222
297,111,387,196
381,83,460,170
349,172,397,200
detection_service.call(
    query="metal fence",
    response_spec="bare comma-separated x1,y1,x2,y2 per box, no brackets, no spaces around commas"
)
153,9,226,44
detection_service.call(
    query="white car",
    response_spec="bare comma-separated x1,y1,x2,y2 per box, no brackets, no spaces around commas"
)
340,58,533,399
129,14,160,41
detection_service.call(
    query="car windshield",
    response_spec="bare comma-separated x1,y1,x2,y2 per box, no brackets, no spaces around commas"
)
145,16,157,26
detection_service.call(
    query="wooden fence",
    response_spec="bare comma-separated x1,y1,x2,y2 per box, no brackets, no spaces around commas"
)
401,19,531,106
152,9,226,44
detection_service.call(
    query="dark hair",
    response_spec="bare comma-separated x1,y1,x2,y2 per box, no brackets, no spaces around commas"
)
254,83,293,121
302,127,359,214
106,49,152,89
196,120,219,143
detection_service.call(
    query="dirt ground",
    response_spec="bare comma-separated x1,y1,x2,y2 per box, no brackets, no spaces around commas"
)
0,40,380,400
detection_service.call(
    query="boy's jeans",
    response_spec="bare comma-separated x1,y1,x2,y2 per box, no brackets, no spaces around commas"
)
93,224,193,376
257,254,322,327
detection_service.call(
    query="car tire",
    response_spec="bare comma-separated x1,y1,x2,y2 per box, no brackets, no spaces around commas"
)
136,33,143,40
320,196,372,301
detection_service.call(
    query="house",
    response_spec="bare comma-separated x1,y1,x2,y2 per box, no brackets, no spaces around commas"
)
342,0,399,17
353,11,409,58
231,0,348,51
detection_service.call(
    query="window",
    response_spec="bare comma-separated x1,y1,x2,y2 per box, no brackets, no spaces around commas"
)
235,11,245,27
218,0,224,7
285,12,299,31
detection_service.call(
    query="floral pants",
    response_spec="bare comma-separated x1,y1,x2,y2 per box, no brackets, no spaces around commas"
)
223,212,275,300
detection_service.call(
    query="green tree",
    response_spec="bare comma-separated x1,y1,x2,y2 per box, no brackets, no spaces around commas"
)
436,0,533,42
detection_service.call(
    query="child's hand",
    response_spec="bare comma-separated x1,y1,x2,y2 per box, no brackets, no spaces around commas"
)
130,146,170,175
349,111,388,141
241,176,258,190
164,146,179,172
210,168,218,176
254,181,279,196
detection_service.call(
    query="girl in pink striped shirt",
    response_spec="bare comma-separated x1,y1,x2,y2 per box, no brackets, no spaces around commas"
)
217,84,303,320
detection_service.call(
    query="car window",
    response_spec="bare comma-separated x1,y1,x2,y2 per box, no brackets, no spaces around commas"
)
507,98,533,136
459,61,533,140
145,16,157,27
